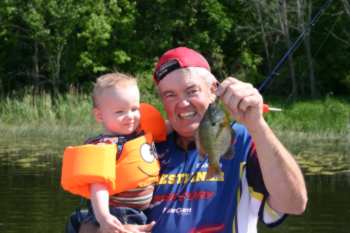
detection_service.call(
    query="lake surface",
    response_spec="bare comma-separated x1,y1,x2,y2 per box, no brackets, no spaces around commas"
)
0,141,349,233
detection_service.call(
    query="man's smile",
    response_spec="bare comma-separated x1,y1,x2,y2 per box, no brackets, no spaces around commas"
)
178,111,197,119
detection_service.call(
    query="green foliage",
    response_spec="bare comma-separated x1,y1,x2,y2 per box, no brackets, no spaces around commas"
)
234,48,264,85
340,73,350,90
134,0,233,77
137,71,165,114
0,0,349,97
76,0,138,74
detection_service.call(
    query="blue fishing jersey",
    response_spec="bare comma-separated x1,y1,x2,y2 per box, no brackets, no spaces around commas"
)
145,123,286,233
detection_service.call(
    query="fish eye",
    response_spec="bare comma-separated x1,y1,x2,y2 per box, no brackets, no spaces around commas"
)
140,144,156,163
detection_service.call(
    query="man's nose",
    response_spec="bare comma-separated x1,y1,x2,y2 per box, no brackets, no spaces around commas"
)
177,96,191,107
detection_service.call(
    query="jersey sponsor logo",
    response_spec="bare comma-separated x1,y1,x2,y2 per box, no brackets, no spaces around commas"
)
152,191,214,203
162,207,192,215
157,171,224,185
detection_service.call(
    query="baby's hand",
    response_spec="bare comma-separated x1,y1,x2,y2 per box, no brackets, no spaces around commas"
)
123,221,155,233
99,214,123,233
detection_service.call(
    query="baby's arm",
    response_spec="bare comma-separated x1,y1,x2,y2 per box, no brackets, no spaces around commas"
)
90,183,123,233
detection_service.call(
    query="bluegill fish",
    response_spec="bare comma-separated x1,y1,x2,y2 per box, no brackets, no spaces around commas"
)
195,101,235,179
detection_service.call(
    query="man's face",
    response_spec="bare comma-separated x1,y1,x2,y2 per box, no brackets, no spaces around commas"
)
158,68,215,138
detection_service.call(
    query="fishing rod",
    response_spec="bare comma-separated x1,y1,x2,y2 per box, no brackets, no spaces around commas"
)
152,0,334,225
258,0,334,93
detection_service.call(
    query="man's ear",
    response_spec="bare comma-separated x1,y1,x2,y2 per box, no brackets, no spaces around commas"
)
209,81,219,103
93,108,103,123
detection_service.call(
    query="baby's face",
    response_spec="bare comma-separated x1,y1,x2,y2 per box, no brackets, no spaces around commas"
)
94,84,141,135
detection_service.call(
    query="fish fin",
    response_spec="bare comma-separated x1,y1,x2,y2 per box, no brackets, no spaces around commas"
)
222,145,234,160
221,101,233,123
222,129,236,160
230,126,236,142
195,132,207,160
198,148,207,161
206,164,223,180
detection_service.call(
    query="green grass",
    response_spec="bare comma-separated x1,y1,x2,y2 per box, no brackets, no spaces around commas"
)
263,97,350,155
1,93,349,138
0,93,99,147
265,96,350,134
0,93,94,126
263,97,350,175
0,93,349,174
0,90,163,145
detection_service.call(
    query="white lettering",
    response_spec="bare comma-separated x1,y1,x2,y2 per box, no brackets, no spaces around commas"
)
162,207,192,215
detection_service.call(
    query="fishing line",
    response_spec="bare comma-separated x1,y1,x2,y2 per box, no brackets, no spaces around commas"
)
258,0,334,93
295,13,340,85
313,13,341,57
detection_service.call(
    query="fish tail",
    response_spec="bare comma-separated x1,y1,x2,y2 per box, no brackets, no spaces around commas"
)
206,164,223,179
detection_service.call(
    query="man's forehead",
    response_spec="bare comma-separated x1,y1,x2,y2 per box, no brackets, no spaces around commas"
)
159,69,205,88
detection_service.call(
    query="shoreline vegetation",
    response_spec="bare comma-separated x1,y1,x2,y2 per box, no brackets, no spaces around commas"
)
1,93,349,175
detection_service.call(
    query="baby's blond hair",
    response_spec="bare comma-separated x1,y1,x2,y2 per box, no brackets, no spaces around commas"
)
92,72,137,107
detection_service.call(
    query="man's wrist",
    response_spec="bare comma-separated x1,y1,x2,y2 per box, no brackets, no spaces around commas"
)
246,117,269,136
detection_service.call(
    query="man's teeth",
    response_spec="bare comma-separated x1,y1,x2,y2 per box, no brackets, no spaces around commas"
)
179,112,196,119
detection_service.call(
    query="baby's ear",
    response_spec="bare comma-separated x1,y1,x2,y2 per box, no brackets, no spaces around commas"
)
93,108,103,123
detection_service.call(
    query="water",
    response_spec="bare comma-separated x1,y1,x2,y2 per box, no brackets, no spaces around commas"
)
0,142,349,233
0,156,80,233
260,174,350,233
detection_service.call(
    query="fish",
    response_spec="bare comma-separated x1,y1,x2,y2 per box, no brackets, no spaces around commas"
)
195,101,235,179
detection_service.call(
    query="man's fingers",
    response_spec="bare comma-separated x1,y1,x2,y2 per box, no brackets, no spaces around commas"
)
216,77,239,96
219,81,256,114
238,94,261,112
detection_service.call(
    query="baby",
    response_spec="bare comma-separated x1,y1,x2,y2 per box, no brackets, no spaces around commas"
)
77,72,164,233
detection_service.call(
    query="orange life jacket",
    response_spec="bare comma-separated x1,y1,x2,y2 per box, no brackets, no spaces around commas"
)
60,103,166,199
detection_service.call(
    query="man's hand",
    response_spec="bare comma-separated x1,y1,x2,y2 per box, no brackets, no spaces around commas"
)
216,77,264,131
217,78,307,215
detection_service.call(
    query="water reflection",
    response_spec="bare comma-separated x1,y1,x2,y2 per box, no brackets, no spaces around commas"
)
260,174,350,233
0,144,80,233
0,141,349,233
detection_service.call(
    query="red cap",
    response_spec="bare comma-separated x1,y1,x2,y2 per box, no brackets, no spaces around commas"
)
153,47,210,84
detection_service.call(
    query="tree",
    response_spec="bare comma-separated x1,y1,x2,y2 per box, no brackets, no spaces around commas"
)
297,0,317,97
134,0,232,78
279,0,298,98
76,0,137,75
0,0,83,94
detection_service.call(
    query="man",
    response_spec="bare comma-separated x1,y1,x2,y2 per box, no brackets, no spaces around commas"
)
144,46,307,233
73,46,307,233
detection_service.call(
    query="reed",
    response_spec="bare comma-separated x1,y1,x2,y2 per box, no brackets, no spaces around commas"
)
1,94,349,173
0,88,163,144
1,94,349,146
265,96,350,134
263,97,350,174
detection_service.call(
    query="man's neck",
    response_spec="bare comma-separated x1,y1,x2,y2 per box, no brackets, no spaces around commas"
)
175,134,196,151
